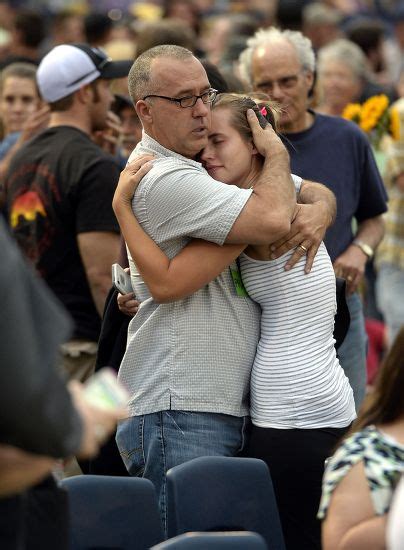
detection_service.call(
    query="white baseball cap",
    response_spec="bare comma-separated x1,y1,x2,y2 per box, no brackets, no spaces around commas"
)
37,43,133,103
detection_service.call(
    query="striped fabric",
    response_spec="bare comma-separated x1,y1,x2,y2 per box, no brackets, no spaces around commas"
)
239,243,356,429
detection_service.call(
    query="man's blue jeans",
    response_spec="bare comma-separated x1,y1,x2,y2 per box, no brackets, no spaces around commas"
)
337,292,367,411
116,411,249,535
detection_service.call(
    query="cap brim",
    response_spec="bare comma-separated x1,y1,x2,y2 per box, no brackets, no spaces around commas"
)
100,60,132,79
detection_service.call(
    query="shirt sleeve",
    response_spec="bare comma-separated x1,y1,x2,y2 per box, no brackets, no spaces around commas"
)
75,157,121,235
355,140,388,223
136,160,253,246
0,220,83,458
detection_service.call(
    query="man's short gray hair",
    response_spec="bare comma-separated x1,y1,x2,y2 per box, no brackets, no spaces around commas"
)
238,27,316,86
317,38,369,81
128,44,194,104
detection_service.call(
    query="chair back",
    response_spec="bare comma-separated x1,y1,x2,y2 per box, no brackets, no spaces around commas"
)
152,531,267,549
166,457,285,550
61,475,164,550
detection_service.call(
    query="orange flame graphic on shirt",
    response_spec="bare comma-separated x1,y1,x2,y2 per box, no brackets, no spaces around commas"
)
10,191,46,228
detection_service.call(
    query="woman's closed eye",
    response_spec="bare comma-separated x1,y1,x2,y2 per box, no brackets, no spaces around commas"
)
211,137,224,145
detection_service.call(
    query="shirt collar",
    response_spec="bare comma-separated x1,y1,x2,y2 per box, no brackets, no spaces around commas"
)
140,131,203,169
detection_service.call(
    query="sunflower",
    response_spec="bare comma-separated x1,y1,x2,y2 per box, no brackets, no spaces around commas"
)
389,105,402,141
340,95,402,149
359,94,389,133
342,103,362,123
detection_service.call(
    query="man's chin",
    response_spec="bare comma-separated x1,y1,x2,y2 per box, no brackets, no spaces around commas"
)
192,131,208,143
191,134,208,153
279,113,298,132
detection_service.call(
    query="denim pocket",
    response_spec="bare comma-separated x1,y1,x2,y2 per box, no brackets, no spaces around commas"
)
236,416,251,454
115,417,145,476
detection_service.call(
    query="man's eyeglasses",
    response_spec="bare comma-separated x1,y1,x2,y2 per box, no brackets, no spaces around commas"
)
142,88,218,108
254,73,302,93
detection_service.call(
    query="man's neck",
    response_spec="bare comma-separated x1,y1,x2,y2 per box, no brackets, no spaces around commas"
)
47,112,91,135
317,104,343,117
142,131,199,161
280,110,314,134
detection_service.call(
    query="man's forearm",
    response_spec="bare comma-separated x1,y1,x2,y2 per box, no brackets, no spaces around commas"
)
253,149,296,220
226,150,297,244
225,119,297,244
78,231,120,317
355,216,385,250
87,272,114,317
299,179,336,228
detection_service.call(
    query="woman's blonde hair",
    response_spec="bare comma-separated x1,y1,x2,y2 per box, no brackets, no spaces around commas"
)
212,93,280,145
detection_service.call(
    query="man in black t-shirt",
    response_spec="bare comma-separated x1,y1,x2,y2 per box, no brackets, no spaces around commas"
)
3,44,132,381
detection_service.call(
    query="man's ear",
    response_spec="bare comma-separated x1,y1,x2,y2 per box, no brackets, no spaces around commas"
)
136,100,152,124
76,84,91,104
305,70,315,96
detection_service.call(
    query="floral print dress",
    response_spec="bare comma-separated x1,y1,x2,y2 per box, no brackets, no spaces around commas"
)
318,425,404,518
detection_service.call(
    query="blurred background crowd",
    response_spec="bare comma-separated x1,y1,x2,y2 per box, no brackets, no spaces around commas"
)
1,0,404,371
1,1,404,548
0,0,403,99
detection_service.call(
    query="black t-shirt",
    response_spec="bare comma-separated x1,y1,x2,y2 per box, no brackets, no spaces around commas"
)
4,126,120,341
281,112,388,262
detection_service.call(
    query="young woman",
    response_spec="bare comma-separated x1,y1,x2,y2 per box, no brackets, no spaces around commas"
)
113,94,356,550
0,62,49,182
319,327,404,550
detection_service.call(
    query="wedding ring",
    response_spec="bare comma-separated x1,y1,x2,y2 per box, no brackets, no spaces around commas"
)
298,244,308,253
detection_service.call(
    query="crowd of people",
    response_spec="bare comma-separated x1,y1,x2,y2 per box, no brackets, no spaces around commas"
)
0,1,403,549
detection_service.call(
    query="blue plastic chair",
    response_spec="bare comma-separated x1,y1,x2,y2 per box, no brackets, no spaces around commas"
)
60,475,164,550
166,457,285,550
152,531,267,549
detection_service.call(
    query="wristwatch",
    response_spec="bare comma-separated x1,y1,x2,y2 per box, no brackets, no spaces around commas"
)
352,239,374,259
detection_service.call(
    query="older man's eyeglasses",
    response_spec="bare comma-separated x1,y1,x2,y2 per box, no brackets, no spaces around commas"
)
143,88,218,108
255,73,302,93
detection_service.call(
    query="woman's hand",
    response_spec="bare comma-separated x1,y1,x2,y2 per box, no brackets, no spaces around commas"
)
68,380,128,459
92,110,122,156
117,291,139,317
19,104,50,144
112,154,155,213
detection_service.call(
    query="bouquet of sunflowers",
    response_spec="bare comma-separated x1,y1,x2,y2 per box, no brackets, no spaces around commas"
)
342,94,399,150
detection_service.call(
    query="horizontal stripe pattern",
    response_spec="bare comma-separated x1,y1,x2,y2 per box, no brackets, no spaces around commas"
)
239,243,356,429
